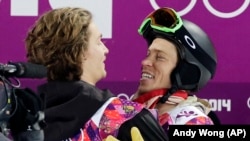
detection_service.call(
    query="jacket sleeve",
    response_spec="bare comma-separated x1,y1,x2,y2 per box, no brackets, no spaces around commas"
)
117,108,169,141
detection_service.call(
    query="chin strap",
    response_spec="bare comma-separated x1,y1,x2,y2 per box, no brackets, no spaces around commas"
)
158,86,178,104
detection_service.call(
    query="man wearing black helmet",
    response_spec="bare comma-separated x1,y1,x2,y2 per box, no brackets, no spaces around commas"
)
132,7,218,130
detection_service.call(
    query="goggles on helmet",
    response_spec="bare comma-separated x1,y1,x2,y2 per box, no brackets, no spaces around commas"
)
138,7,183,35
138,7,216,79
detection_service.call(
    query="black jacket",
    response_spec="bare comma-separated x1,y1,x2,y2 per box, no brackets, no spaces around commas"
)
38,81,113,141
38,80,169,141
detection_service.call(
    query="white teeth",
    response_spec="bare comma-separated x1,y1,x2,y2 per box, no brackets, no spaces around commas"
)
142,73,153,79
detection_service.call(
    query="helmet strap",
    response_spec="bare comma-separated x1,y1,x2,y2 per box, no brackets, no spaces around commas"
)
158,86,178,103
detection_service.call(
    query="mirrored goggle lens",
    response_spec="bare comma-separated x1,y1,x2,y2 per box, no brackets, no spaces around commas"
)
138,7,183,35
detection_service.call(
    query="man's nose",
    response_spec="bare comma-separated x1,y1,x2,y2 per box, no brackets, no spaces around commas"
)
141,57,153,66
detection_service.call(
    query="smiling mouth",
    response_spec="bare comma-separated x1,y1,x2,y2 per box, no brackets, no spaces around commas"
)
141,72,154,80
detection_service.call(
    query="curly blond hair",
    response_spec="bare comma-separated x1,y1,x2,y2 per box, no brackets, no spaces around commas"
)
25,7,92,81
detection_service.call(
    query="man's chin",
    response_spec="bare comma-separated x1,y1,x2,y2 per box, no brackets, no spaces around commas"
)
102,71,107,78
137,85,153,94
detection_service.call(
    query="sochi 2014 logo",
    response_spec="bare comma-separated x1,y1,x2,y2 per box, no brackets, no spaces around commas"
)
149,0,250,18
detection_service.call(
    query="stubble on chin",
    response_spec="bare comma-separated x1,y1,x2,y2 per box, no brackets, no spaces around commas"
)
135,85,149,96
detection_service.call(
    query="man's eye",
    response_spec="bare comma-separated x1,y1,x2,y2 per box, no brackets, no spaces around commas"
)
156,55,165,60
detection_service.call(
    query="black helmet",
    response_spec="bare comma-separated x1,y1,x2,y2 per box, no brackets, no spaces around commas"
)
138,7,217,94
170,19,217,92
